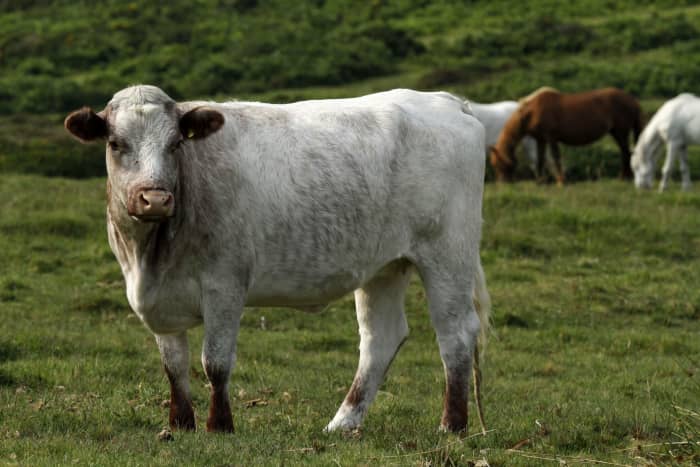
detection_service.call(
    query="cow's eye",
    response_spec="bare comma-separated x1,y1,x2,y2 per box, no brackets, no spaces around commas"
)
169,139,184,153
108,140,121,152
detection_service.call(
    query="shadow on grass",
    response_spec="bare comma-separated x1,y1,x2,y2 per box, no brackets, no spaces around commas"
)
0,339,23,362
297,336,355,352
0,368,48,388
0,215,92,238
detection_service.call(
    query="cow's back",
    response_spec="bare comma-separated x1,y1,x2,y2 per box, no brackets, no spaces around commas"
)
184,90,484,306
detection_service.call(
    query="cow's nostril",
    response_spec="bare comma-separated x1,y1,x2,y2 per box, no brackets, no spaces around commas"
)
129,189,174,221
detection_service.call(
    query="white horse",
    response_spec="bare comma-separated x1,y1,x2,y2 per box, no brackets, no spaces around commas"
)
632,93,700,191
470,101,539,174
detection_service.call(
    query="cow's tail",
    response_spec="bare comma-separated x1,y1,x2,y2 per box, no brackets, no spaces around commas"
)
472,255,491,435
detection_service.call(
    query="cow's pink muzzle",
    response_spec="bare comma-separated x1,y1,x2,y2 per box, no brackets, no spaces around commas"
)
128,188,175,222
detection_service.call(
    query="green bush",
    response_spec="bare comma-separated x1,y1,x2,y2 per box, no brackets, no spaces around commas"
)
598,14,698,53
456,16,594,59
0,1,422,115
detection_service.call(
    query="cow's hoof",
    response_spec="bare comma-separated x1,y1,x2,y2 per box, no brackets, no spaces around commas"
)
324,416,361,433
206,415,234,433
439,423,467,434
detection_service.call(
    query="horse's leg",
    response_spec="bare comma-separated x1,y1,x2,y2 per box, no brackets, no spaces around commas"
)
325,263,412,432
611,129,633,179
679,144,692,191
660,141,680,192
522,136,539,176
536,138,547,183
549,141,565,186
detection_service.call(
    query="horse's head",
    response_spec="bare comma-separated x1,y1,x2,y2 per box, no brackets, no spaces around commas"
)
631,146,654,190
489,145,516,182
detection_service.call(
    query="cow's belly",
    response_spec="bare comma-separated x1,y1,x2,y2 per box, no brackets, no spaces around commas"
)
246,254,413,309
246,267,364,308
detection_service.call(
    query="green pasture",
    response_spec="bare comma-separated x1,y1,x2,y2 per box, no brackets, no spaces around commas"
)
1,175,698,466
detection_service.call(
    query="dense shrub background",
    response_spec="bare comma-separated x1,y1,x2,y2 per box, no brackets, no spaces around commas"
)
1,0,699,114
0,1,427,113
1,0,699,178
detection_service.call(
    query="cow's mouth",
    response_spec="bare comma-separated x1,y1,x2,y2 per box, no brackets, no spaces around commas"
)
131,213,173,223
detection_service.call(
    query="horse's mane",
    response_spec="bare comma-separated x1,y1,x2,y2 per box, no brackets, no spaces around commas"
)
519,86,559,104
633,110,663,164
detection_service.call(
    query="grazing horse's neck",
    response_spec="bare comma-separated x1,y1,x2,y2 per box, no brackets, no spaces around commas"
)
498,112,527,163
637,121,663,163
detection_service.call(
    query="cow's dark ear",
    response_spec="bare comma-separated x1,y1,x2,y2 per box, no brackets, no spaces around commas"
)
179,106,224,140
64,107,108,143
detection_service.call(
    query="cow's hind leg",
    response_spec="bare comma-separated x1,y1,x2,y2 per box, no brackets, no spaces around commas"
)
417,262,481,433
325,261,412,432
156,332,196,430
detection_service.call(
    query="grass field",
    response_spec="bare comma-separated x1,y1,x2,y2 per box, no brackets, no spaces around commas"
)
2,1,700,465
1,173,699,466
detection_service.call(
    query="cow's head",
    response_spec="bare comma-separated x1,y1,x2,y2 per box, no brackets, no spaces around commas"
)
64,85,224,223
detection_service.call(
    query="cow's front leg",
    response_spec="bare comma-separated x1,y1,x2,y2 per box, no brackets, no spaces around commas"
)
156,332,195,430
201,295,243,433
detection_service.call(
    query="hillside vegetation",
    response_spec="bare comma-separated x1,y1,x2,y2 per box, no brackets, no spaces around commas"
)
2,0,700,114
2,0,700,179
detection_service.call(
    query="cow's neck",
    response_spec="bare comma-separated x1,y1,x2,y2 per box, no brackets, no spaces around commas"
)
107,203,178,276
105,152,231,288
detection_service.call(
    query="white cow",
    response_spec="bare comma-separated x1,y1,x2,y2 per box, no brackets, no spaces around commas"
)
632,93,700,191
64,85,491,434
470,101,539,174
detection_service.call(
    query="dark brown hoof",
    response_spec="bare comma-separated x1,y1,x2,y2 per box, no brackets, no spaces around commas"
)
206,399,234,433
169,401,196,431
206,414,234,433
439,422,467,433
207,389,234,433
440,412,468,433
170,414,196,431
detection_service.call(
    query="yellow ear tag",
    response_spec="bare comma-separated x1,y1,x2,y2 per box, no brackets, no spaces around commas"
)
187,129,195,139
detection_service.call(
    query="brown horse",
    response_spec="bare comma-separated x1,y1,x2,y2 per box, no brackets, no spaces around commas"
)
490,87,643,183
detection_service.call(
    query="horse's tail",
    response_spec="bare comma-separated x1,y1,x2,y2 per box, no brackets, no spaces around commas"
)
471,256,491,435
